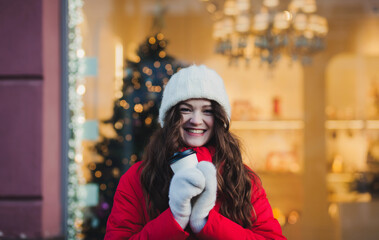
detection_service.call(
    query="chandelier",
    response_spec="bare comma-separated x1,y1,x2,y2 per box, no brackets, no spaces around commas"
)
203,0,328,66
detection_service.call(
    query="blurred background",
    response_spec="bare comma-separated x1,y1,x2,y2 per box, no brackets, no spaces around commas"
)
1,0,379,239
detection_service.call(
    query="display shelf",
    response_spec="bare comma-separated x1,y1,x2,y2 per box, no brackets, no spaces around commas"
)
328,192,372,203
256,170,302,176
232,125,303,174
327,173,355,183
230,120,304,130
326,120,379,130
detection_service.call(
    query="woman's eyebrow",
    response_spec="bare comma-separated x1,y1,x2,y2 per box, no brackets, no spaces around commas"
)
202,105,212,108
180,102,192,107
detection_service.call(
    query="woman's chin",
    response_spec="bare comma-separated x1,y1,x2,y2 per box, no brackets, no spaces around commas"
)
185,143,203,147
183,141,205,148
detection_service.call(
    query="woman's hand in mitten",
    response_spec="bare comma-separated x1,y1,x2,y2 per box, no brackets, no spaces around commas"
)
190,161,217,233
169,168,205,230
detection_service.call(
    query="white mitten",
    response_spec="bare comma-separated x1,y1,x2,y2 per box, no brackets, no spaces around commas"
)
190,161,217,233
169,168,205,229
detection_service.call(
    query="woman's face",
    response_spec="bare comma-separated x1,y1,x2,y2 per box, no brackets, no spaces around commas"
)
179,99,214,147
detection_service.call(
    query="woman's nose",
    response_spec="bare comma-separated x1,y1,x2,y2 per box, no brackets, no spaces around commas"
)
189,111,202,125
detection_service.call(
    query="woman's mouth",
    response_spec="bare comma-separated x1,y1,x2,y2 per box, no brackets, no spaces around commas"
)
185,128,206,134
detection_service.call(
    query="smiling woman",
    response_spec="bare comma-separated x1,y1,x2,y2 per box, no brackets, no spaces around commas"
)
104,65,286,239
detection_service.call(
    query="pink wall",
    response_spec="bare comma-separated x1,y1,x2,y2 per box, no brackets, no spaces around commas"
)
42,0,62,238
0,1,42,75
0,0,62,238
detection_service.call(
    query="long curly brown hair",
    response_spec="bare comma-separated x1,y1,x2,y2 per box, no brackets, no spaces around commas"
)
139,100,260,228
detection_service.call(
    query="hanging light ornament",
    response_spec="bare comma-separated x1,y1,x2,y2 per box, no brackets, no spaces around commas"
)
205,0,328,66
289,0,328,64
252,0,291,65
214,0,251,61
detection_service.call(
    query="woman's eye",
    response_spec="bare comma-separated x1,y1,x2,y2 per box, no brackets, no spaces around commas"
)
180,107,191,112
204,109,213,115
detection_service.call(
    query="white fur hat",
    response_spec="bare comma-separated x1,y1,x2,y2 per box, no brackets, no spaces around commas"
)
159,64,231,127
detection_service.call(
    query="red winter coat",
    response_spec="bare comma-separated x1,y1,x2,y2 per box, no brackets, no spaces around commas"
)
105,160,286,240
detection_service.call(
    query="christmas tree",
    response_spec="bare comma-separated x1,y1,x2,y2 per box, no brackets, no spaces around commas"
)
83,33,184,239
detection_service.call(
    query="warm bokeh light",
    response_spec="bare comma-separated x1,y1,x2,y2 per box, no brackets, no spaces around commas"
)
148,37,156,44
287,210,300,224
105,159,112,166
125,134,132,141
159,51,166,58
114,121,123,130
112,168,120,177
95,170,102,178
131,154,137,162
157,33,164,40
145,117,152,125
120,100,130,109
134,103,143,113
154,61,161,68
100,184,107,191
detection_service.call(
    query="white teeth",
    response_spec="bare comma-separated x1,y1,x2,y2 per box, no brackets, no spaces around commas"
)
188,129,205,133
